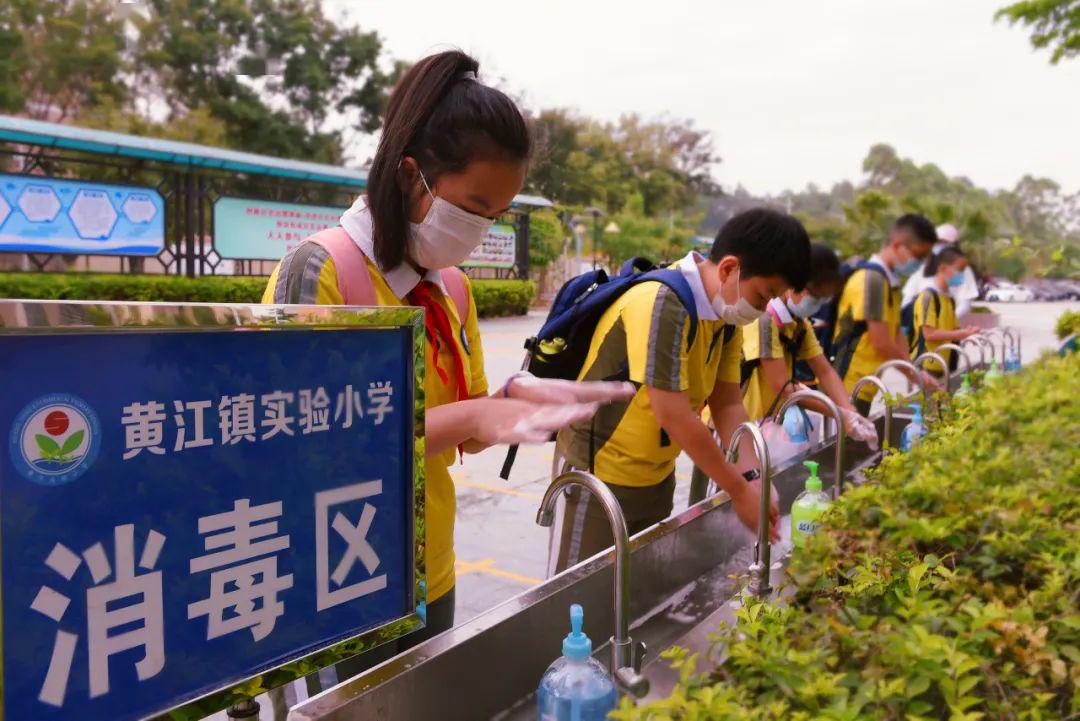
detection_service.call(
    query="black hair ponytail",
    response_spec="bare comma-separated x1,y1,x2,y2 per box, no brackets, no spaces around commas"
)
366,50,532,271
923,245,965,277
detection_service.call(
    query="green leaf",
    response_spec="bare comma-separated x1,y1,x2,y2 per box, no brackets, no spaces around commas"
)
35,434,61,457
60,430,85,455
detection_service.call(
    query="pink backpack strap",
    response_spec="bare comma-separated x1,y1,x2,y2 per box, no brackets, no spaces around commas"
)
439,267,471,323
306,226,470,317
307,226,375,305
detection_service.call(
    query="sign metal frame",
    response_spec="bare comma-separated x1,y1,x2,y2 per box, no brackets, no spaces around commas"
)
0,299,427,720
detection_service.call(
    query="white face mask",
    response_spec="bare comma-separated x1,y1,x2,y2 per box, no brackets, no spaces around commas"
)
407,170,494,269
786,292,826,318
710,268,763,326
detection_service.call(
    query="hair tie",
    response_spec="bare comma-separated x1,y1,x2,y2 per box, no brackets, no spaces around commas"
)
459,70,478,82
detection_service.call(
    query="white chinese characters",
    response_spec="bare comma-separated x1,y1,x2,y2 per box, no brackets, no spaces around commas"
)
30,482,393,708
121,382,396,461
315,481,388,611
32,524,167,706
188,499,294,642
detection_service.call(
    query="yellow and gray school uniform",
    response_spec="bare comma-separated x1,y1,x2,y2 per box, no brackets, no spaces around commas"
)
264,202,487,607
742,298,824,421
832,253,900,403
548,251,740,575
911,287,958,369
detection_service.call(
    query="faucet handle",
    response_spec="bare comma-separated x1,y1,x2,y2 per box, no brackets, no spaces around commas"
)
615,665,650,698
632,639,647,672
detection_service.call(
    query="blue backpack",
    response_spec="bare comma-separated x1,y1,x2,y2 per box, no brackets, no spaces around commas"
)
499,257,731,478
524,257,704,380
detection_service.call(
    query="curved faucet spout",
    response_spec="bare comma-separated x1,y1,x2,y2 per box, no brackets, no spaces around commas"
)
933,342,972,382
960,336,986,370
850,375,893,450
874,358,928,403
725,422,773,597
775,389,845,499
537,470,648,696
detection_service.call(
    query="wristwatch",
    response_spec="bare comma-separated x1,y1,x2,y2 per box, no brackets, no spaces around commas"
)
741,469,761,482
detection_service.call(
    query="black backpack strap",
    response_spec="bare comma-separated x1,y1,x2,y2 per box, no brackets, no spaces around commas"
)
911,288,941,357
831,263,890,378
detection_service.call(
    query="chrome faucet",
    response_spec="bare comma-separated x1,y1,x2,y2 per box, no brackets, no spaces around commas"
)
973,334,997,367
960,336,987,370
724,422,773,597
536,470,649,697
775,389,846,499
874,358,928,404
849,375,893,452
933,342,972,382
1005,326,1021,364
913,351,949,381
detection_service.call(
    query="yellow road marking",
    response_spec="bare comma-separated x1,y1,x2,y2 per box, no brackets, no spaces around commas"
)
456,478,543,500
455,558,542,586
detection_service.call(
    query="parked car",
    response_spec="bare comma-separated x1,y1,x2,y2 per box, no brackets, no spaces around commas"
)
985,281,1035,302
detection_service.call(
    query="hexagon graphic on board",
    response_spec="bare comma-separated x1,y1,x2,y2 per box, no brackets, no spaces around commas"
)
0,192,10,229
17,184,62,223
69,189,118,240
121,193,158,224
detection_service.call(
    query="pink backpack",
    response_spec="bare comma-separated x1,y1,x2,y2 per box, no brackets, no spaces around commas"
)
307,226,470,321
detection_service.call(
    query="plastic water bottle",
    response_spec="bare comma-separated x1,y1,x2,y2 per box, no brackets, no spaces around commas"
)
899,403,926,452
791,460,830,548
1006,347,1021,373
536,604,617,721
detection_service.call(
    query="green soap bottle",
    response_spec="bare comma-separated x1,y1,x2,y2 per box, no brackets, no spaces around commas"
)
985,358,1003,382
791,460,830,549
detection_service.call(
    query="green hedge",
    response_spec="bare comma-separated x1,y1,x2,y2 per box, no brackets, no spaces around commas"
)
469,278,535,317
0,273,534,318
1056,309,1080,340
617,354,1079,720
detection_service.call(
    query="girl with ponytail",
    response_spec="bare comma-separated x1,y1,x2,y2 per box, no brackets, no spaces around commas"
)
909,246,980,366
263,50,632,673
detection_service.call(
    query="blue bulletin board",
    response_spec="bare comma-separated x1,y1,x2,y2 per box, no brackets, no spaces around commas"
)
0,301,425,721
0,174,166,256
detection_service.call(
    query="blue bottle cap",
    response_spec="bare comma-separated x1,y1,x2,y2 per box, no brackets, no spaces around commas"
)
562,604,592,661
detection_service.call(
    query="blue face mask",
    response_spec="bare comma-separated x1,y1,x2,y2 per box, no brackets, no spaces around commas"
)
947,270,965,288
895,257,922,276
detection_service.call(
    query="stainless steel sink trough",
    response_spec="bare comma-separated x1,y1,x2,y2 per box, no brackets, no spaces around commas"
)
290,344,992,721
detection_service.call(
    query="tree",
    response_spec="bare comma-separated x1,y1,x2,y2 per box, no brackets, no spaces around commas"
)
996,0,1080,64
525,110,720,217
133,0,395,163
528,210,567,270
1,0,127,121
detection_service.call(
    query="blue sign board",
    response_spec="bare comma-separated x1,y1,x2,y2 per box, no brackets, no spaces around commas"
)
0,174,165,256
0,324,416,720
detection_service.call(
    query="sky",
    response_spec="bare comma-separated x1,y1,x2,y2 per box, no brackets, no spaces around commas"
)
324,0,1080,198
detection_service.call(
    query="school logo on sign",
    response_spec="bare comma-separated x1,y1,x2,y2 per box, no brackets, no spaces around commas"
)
9,393,101,486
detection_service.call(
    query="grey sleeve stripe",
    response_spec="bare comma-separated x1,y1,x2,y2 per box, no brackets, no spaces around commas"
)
758,316,774,359
669,296,686,389
278,242,331,305
272,245,298,304
644,286,665,386
864,271,884,320
644,285,688,389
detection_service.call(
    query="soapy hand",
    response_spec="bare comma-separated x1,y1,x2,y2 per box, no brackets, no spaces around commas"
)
841,407,879,450
472,398,600,446
502,372,637,405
